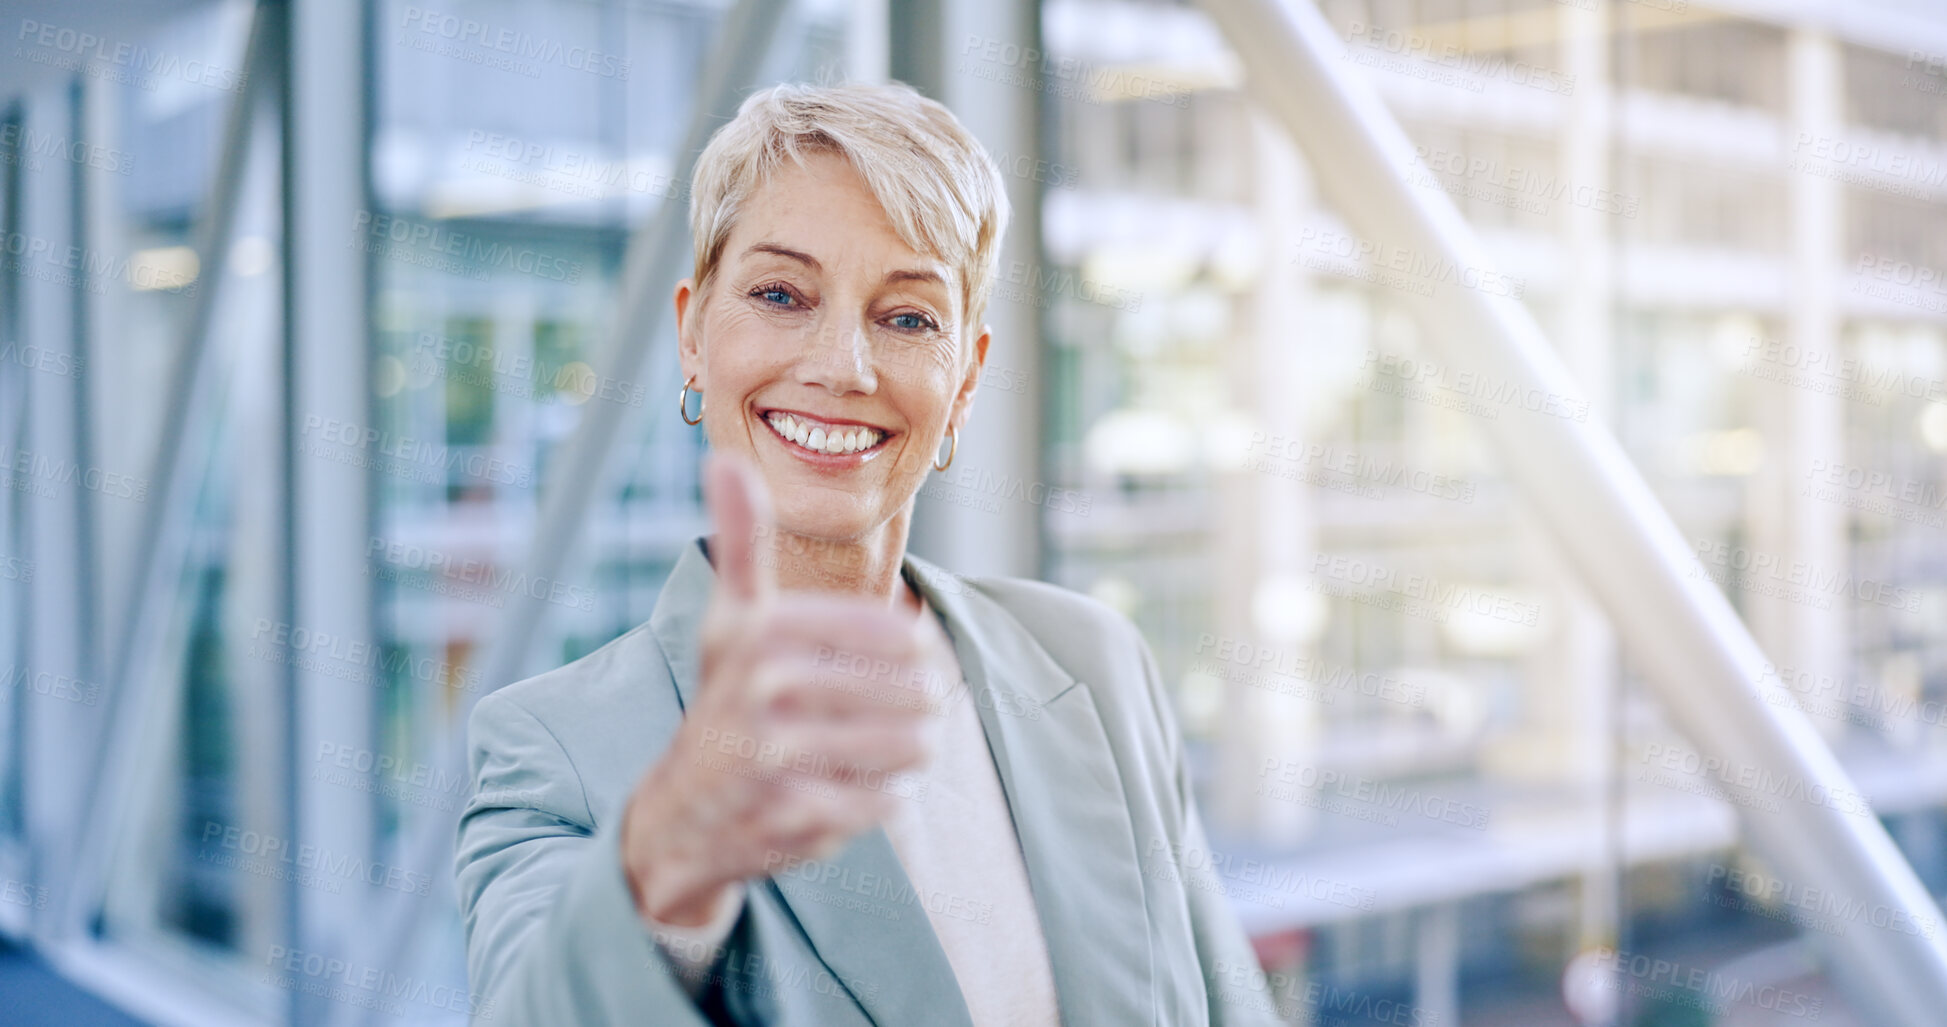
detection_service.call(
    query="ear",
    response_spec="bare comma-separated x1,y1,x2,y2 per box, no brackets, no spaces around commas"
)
675,277,703,384
949,325,991,432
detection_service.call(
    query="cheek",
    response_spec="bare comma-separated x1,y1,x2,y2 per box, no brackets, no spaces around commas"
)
706,304,803,377
886,346,962,413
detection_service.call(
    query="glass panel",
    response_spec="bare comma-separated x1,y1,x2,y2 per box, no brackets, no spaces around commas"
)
1039,0,1947,1023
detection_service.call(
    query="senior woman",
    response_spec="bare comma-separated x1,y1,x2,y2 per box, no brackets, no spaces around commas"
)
455,82,1276,1026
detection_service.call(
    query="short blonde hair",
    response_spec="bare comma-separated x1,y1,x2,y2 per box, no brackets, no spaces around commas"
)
688,81,1011,338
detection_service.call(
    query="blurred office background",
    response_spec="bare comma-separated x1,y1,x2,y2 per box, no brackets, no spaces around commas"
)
2,0,1946,1023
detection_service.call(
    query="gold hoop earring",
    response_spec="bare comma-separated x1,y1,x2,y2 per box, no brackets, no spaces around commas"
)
933,425,958,472
679,375,704,426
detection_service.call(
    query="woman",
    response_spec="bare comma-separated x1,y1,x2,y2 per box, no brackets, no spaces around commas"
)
455,81,1276,1026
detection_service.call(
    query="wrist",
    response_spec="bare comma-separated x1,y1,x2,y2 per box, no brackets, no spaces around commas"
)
638,865,735,927
622,795,729,927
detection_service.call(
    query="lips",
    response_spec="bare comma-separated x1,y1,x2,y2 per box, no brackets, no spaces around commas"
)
761,408,892,457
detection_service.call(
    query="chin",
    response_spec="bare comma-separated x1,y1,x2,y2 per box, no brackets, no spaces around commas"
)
767,484,885,545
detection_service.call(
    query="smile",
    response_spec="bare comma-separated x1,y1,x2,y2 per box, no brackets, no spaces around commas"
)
762,409,891,459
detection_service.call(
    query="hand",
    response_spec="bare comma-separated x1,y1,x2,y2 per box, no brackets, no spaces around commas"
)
621,453,956,927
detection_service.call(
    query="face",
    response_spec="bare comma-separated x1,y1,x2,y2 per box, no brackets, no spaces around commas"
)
675,150,990,545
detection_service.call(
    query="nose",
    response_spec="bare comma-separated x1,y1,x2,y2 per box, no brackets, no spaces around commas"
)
796,310,877,396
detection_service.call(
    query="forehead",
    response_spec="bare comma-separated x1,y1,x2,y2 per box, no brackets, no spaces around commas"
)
727,150,957,288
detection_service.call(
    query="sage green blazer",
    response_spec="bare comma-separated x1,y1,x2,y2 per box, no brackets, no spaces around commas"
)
454,538,1279,1026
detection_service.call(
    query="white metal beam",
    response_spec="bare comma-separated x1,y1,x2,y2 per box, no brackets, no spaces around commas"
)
286,0,374,1024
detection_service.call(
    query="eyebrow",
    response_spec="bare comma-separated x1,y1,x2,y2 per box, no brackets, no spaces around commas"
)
745,242,947,290
747,243,821,271
884,268,946,288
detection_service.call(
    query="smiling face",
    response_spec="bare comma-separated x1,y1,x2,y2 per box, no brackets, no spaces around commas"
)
676,149,989,546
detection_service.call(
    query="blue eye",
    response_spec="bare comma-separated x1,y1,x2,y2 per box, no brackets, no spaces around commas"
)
757,287,793,306
891,312,936,331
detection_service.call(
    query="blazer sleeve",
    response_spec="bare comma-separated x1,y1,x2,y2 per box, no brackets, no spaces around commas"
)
1133,631,1286,1027
453,689,723,1026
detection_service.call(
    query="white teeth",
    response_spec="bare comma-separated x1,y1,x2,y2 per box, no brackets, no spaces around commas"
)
766,413,883,456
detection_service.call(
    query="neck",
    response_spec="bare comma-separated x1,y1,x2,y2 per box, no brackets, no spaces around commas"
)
741,509,922,614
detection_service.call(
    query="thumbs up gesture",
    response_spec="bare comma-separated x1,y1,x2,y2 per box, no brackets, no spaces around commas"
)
623,453,956,927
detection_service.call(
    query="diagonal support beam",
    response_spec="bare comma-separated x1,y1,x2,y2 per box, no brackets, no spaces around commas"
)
1196,1,1947,1023
58,0,275,939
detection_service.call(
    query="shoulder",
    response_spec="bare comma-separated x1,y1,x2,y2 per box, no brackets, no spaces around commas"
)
464,619,684,826
482,618,667,724
967,574,1148,666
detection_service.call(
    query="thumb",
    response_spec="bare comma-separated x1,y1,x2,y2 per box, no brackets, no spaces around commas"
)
702,450,777,608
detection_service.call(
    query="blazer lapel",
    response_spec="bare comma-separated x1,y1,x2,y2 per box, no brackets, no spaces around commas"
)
906,554,1158,1027
648,539,974,1027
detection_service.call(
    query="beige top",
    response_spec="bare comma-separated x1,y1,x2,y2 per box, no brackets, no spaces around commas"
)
647,594,1062,1027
